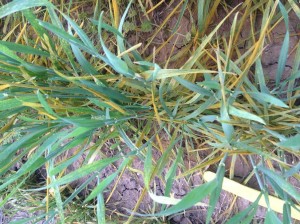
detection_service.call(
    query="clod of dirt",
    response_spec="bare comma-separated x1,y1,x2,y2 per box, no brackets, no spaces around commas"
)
225,155,252,178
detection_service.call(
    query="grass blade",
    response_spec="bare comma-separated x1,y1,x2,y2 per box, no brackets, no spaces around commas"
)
226,194,262,224
84,158,130,203
276,1,290,87
149,180,217,217
206,155,227,224
98,12,133,77
258,166,300,201
278,134,300,151
228,106,266,125
42,157,120,189
248,92,288,108
0,0,52,19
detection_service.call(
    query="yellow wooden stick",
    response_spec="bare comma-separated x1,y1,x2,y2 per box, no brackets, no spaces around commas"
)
203,171,300,221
